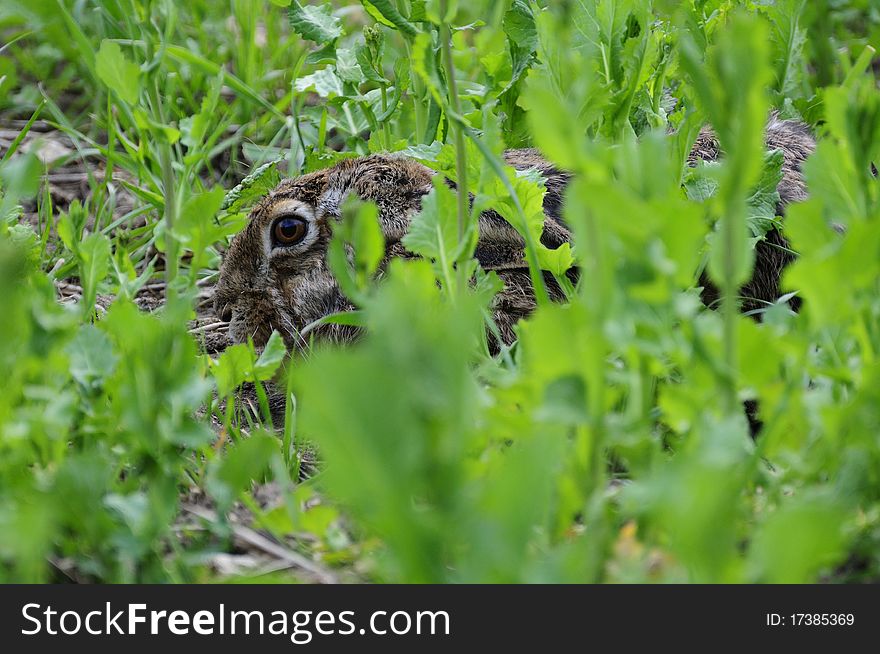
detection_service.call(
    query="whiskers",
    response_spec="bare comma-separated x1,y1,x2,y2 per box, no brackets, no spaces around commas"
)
277,312,311,358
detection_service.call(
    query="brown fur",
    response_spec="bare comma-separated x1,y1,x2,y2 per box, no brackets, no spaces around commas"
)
215,117,815,356
692,113,815,312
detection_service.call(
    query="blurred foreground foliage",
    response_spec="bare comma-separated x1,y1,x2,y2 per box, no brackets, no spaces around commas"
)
0,0,879,582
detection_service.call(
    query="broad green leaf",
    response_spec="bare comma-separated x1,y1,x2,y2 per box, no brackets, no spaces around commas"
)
490,169,546,250
295,261,484,582
411,31,445,107
77,232,111,317
344,198,384,277
294,66,345,98
95,39,140,105
207,433,280,511
67,325,117,391
402,178,460,264
210,344,253,398
254,331,288,379
174,187,226,244
537,242,574,277
401,141,443,162
746,150,784,238
356,42,389,84
503,0,538,51
360,1,419,37
221,160,282,212
0,152,42,204
424,0,457,24
5,224,41,269
749,493,849,583
765,0,808,98
335,47,366,84
683,163,720,203
501,0,538,95
288,2,342,43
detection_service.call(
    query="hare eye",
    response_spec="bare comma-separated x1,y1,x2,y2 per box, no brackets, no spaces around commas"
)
272,216,308,246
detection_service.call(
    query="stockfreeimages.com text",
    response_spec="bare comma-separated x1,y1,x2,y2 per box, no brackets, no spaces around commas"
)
21,603,450,643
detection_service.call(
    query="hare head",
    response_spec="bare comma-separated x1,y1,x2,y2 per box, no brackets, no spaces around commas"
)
214,154,438,351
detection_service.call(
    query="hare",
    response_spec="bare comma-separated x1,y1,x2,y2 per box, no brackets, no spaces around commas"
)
214,116,815,356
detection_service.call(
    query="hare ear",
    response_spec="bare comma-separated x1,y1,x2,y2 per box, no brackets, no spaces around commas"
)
377,179,434,243
318,155,435,243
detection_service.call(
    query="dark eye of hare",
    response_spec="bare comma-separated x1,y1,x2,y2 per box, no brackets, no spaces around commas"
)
272,216,307,246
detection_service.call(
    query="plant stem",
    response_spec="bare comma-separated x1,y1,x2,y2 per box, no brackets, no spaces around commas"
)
397,0,425,143
381,84,392,149
147,81,179,290
722,215,738,414
438,2,469,250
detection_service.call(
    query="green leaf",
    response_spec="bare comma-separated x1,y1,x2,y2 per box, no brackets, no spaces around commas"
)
360,1,419,37
56,213,76,252
749,493,850,583
132,107,180,144
765,0,808,98
411,32,445,107
503,0,537,50
5,224,41,270
401,141,443,162
254,331,288,379
95,39,140,105
77,232,111,317
173,187,226,244
746,149,784,238
209,332,286,399
680,10,772,292
295,261,485,582
326,198,385,301
501,0,538,95
402,178,460,270
355,42,389,84
67,325,118,391
207,433,280,511
0,152,42,204
424,0,457,24
221,160,282,212
180,73,223,151
210,344,253,398
301,310,367,339
490,169,547,252
537,242,575,277
347,198,385,277
683,162,720,203
519,15,608,171
335,47,366,84
294,66,345,98
173,187,227,270
288,2,343,43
